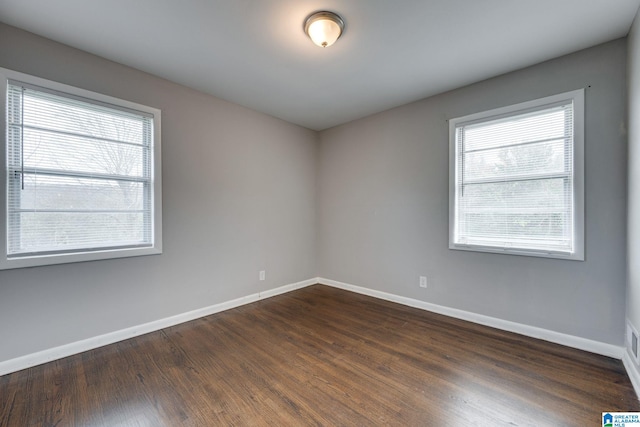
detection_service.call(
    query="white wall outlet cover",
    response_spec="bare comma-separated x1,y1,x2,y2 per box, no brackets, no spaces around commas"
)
419,276,427,288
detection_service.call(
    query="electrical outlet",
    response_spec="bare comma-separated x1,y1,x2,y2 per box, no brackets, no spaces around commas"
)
259,270,266,281
419,276,427,288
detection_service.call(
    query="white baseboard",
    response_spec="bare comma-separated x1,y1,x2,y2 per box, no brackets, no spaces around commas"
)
318,277,624,359
623,351,640,399
0,278,316,377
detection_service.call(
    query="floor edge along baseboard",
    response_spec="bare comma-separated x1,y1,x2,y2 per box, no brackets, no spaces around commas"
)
317,277,624,360
0,278,316,377
0,277,624,377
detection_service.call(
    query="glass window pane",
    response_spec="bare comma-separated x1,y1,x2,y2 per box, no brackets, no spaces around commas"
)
460,179,570,242
463,139,568,182
463,107,568,152
9,212,146,255
22,90,147,145
23,127,147,177
17,174,146,211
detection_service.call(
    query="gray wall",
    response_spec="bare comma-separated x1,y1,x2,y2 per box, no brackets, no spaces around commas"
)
628,11,640,353
0,23,318,363
318,39,628,345
0,21,630,366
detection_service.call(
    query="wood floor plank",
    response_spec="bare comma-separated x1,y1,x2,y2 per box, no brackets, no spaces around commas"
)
0,284,637,426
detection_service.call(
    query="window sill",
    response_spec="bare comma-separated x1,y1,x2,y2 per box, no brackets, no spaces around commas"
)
0,245,162,270
449,242,584,261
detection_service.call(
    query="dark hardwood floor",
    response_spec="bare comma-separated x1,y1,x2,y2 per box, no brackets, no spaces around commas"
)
0,284,638,426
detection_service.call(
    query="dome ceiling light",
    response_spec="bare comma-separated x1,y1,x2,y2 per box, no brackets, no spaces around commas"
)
304,11,345,48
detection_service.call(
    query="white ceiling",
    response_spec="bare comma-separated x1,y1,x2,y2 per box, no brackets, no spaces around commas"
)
1,0,639,130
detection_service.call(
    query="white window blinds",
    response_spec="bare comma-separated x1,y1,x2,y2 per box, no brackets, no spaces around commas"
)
450,91,584,258
6,80,155,257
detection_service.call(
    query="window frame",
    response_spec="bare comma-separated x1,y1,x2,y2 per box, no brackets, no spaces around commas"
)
0,67,162,270
448,89,585,261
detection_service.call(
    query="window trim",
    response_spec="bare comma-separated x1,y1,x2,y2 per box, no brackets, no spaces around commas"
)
0,67,162,270
448,89,585,261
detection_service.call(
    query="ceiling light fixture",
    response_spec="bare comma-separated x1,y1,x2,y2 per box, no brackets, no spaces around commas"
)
304,11,344,48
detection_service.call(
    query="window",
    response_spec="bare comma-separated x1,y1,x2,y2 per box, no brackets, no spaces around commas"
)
0,68,162,269
449,90,584,260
